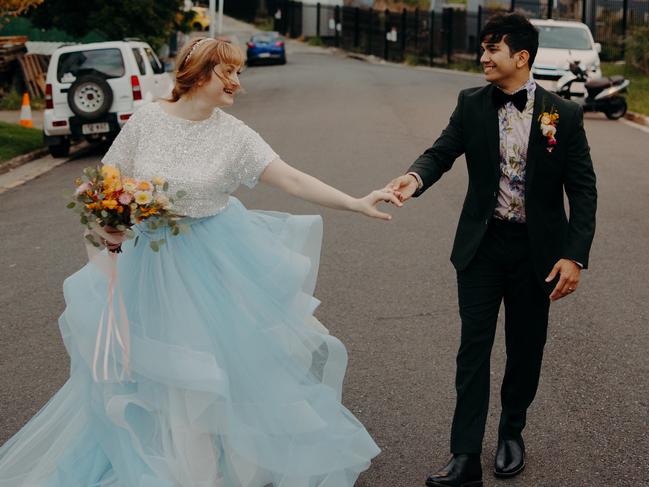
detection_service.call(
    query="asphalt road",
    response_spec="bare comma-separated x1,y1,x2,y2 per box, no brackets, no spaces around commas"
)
1,43,649,486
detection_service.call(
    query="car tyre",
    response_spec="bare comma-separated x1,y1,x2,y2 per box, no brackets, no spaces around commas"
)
68,74,113,121
48,137,71,158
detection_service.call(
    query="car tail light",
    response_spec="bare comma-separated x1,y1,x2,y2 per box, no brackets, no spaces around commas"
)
131,75,142,101
52,120,68,127
119,113,132,121
275,41,284,47
247,42,255,48
45,83,53,109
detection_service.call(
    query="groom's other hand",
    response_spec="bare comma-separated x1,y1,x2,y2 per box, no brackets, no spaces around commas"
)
546,259,581,301
385,174,419,203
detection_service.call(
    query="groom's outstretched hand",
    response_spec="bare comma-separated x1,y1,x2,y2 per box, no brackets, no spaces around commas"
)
546,259,581,301
385,174,418,203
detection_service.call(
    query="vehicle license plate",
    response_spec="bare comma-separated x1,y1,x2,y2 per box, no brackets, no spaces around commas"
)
258,52,271,58
82,122,110,135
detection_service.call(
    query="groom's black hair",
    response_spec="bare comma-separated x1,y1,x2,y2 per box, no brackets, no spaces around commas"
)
480,12,539,69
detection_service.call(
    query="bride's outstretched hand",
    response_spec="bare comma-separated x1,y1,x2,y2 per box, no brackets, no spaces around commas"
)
351,189,402,221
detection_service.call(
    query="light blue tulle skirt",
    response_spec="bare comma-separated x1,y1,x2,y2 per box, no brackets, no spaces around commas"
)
0,197,380,487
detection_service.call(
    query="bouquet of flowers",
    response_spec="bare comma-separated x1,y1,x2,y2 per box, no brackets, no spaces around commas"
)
68,164,187,253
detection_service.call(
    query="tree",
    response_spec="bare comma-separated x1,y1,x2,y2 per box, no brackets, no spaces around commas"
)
1,0,43,24
27,0,192,49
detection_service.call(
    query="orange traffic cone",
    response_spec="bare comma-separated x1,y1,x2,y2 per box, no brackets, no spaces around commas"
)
19,92,33,128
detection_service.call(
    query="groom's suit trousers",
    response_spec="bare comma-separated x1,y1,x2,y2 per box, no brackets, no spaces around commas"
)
450,218,550,454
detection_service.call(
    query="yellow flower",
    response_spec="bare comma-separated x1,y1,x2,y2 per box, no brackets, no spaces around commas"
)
134,191,153,205
101,165,121,180
137,180,153,192
74,177,83,186
152,176,165,186
101,199,118,210
540,114,551,125
102,178,122,193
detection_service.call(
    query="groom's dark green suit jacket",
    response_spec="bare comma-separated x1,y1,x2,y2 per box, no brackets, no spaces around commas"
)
408,83,597,287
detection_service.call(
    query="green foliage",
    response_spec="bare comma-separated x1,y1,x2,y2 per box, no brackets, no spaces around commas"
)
25,0,187,50
625,25,649,75
0,121,43,163
308,36,324,47
0,89,45,110
601,62,649,115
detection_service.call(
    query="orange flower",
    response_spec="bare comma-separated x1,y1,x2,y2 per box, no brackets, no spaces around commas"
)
85,202,100,210
137,180,153,191
101,199,119,210
140,207,159,217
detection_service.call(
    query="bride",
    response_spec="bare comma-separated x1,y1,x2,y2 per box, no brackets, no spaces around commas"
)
0,37,396,486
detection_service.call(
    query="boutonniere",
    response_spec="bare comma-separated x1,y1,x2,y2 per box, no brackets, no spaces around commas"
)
538,108,559,153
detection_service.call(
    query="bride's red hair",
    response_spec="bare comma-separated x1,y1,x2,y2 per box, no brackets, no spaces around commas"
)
169,38,245,102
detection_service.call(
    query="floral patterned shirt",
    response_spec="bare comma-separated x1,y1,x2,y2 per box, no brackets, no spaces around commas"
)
493,78,537,223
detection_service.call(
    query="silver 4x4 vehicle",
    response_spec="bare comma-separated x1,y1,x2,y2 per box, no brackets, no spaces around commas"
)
44,40,173,157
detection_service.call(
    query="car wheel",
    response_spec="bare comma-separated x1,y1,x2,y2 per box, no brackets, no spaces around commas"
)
68,74,113,121
48,138,70,158
604,96,627,120
278,56,286,65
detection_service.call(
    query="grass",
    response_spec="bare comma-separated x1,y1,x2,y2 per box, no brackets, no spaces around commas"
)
0,121,43,163
601,62,649,116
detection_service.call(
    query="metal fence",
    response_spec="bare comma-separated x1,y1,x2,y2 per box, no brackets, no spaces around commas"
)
269,0,649,63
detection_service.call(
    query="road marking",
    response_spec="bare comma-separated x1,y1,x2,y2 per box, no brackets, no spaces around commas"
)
619,118,649,135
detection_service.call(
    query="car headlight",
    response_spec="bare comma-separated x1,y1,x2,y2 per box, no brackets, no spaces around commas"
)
589,61,600,72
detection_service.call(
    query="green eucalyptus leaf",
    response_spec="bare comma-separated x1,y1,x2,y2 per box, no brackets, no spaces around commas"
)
66,202,76,209
150,241,160,252
176,190,187,199
134,235,140,247
163,181,169,191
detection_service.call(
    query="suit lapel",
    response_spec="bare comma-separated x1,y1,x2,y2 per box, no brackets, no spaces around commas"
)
483,84,501,186
525,84,547,192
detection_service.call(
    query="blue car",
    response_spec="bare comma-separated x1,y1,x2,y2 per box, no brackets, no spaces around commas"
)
246,32,286,65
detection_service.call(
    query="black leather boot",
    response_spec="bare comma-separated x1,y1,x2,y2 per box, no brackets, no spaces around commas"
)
494,436,525,477
426,454,483,487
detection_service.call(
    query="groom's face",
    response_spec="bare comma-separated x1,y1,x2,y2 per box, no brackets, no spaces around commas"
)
480,36,521,84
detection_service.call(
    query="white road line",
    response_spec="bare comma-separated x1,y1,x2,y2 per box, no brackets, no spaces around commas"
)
619,118,649,135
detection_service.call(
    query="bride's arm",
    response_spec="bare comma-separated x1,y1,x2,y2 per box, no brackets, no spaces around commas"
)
259,158,402,221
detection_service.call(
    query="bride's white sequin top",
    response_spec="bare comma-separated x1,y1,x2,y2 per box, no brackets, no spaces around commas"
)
101,102,278,218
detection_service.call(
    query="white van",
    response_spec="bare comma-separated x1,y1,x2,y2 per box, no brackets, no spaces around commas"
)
44,40,173,157
531,19,602,93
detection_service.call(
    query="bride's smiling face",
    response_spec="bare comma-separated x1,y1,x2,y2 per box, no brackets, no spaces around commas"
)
201,63,241,107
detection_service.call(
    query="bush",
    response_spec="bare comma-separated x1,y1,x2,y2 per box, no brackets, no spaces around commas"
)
625,26,649,75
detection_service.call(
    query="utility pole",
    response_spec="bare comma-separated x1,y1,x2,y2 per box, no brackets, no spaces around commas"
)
209,0,216,38
218,0,224,35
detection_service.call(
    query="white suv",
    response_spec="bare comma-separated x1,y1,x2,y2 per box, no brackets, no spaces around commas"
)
531,19,602,94
44,40,173,157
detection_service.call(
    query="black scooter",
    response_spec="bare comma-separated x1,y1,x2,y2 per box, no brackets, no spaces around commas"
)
555,61,630,120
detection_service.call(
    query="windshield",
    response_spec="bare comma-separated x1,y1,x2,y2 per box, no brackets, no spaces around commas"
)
252,34,278,44
537,26,593,50
57,48,124,82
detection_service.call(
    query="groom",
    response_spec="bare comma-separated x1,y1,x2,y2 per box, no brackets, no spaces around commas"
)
386,12,597,487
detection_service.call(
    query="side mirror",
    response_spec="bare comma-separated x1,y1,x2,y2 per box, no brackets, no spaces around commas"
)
594,42,602,54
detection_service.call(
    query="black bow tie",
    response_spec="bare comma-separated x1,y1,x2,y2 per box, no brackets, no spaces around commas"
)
492,88,528,112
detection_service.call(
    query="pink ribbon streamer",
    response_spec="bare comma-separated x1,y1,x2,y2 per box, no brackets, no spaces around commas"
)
85,224,132,383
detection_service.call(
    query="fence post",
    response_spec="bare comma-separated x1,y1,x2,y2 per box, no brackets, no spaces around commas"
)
581,0,587,24
368,9,373,55
547,0,553,19
621,0,628,57
414,8,419,50
429,10,435,66
401,9,407,61
334,5,340,47
316,3,321,38
510,0,515,12
476,5,482,65
384,9,390,61
354,7,360,48
444,8,453,64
